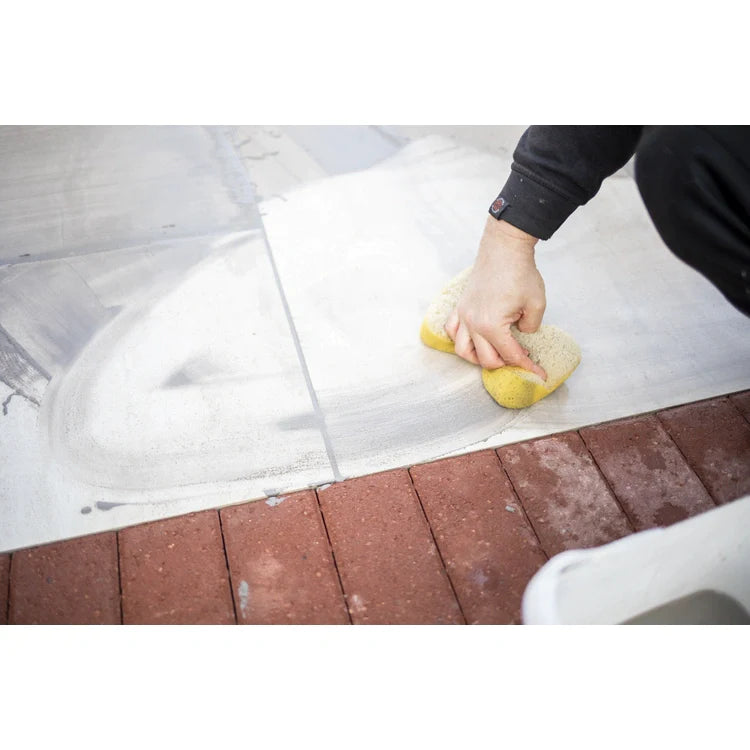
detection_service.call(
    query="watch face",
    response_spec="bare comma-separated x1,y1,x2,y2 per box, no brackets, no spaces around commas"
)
490,195,507,217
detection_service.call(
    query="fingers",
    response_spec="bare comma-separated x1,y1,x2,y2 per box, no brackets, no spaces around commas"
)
472,333,506,370
489,330,548,381
452,316,504,368
453,321,479,365
445,308,459,341
448,309,546,381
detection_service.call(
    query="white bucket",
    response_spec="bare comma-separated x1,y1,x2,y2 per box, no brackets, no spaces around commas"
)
522,494,750,624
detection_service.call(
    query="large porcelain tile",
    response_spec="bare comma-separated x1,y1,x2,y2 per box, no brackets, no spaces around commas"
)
261,136,750,478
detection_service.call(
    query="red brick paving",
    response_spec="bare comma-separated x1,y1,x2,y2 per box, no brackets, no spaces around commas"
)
658,398,750,504
498,432,633,556
8,533,119,625
729,391,750,422
410,451,547,624
220,490,349,624
318,469,464,624
580,416,716,530
119,510,234,625
3,389,749,626
1,554,10,625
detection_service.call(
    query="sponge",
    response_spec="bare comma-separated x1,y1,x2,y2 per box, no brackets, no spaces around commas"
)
420,267,581,408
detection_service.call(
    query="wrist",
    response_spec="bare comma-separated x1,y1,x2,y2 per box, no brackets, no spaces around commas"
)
485,217,538,246
479,217,538,263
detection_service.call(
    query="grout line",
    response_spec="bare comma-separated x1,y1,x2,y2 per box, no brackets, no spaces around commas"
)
259,222,342,481
114,532,124,625
493,450,550,561
216,126,342,483
314,489,353,624
216,510,239,625
655,410,721,506
406,469,468,625
577,430,639,533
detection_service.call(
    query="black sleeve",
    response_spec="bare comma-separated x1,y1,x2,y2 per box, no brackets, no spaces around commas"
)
489,126,644,240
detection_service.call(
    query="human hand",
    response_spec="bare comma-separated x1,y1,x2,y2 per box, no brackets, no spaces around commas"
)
445,217,548,380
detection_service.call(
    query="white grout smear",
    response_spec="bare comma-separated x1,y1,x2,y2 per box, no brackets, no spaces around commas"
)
237,580,250,620
38,231,332,497
348,593,367,617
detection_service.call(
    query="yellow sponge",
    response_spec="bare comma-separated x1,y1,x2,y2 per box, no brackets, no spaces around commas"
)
420,267,581,408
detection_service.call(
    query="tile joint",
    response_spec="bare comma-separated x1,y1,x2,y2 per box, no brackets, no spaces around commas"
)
216,510,239,624
654,410,721,506
577,429,639,533
406,468,468,625
493,450,551,560
115,533,124,625
216,126,342,483
314,489,353,624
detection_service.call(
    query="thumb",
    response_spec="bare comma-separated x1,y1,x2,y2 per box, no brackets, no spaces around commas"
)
517,303,545,334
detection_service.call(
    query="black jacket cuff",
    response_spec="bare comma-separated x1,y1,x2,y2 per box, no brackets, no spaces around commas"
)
490,169,579,241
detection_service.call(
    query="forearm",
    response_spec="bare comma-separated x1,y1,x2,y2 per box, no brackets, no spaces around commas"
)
490,125,644,239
